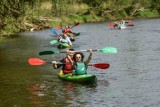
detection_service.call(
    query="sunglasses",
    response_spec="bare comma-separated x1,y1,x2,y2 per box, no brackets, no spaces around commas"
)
76,57,81,59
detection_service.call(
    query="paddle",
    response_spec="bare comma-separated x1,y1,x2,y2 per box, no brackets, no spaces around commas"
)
49,28,59,44
28,58,48,65
108,23,115,27
127,24,134,26
56,22,63,29
50,28,59,36
39,47,117,56
50,40,58,45
70,22,79,29
88,63,110,69
56,25,62,29
28,58,110,69
76,47,117,53
56,22,80,29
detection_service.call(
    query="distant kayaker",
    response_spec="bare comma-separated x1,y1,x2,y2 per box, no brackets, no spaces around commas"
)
68,49,93,75
64,25,72,34
58,31,72,47
52,48,75,74
63,26,75,41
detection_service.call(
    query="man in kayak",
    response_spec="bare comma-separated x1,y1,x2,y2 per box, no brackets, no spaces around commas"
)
68,49,93,75
52,48,75,74
64,25,72,34
63,26,75,41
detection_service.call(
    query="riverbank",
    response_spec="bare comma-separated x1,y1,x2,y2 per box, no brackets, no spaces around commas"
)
0,0,159,38
1,15,159,39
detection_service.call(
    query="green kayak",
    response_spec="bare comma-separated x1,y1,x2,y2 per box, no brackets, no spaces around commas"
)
57,43,71,49
58,70,97,84
68,32,80,37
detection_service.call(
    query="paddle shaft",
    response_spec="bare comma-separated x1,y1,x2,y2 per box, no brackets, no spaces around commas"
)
74,49,99,52
28,58,109,69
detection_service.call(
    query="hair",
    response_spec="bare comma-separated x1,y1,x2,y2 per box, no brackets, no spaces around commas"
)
73,52,84,61
69,48,74,51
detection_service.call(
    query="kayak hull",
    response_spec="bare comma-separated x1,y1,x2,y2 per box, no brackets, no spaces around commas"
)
58,70,97,84
57,43,71,49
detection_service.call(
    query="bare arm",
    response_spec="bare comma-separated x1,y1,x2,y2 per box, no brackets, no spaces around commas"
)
84,49,93,66
67,37,72,46
52,61,58,69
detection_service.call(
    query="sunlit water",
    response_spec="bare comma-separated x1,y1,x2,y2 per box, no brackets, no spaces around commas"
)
0,18,160,107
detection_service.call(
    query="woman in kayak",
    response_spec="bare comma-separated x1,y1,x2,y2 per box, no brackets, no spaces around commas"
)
52,48,75,74
68,49,93,75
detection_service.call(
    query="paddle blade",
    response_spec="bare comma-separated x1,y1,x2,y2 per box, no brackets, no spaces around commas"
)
127,24,134,26
50,28,58,36
56,25,62,29
74,22,79,26
70,22,79,28
50,40,58,44
92,63,110,69
74,32,80,36
39,51,55,56
108,23,114,27
28,58,46,66
100,47,117,53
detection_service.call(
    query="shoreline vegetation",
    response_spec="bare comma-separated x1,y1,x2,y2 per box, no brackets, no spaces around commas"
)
0,0,160,38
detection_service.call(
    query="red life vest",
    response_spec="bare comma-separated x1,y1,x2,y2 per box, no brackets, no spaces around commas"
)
63,58,73,74
64,28,72,33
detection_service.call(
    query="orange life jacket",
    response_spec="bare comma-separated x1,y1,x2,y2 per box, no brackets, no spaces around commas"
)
63,58,74,74
64,28,72,33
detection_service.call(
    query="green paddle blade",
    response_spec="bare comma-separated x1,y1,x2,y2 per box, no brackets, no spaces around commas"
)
39,51,55,55
50,40,58,44
74,32,80,36
100,47,117,53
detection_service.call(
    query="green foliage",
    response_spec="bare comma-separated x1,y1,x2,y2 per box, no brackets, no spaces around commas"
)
0,0,160,37
138,9,159,17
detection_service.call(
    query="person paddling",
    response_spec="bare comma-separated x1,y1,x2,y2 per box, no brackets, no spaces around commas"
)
52,48,75,74
58,30,72,47
68,49,93,75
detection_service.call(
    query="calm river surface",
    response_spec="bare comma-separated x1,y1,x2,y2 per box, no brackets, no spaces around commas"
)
0,18,160,107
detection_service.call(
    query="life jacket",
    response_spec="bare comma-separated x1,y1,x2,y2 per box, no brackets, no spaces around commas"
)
63,58,73,74
74,62,87,75
64,28,72,33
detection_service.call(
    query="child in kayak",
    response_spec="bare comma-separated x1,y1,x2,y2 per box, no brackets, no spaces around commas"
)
52,48,75,74
68,49,93,75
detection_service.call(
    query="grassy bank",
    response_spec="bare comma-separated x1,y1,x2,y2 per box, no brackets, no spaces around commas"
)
0,1,159,38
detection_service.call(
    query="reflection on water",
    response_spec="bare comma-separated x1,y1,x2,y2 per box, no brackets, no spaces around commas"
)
27,83,47,105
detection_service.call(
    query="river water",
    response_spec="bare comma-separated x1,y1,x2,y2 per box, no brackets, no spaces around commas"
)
0,18,160,107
